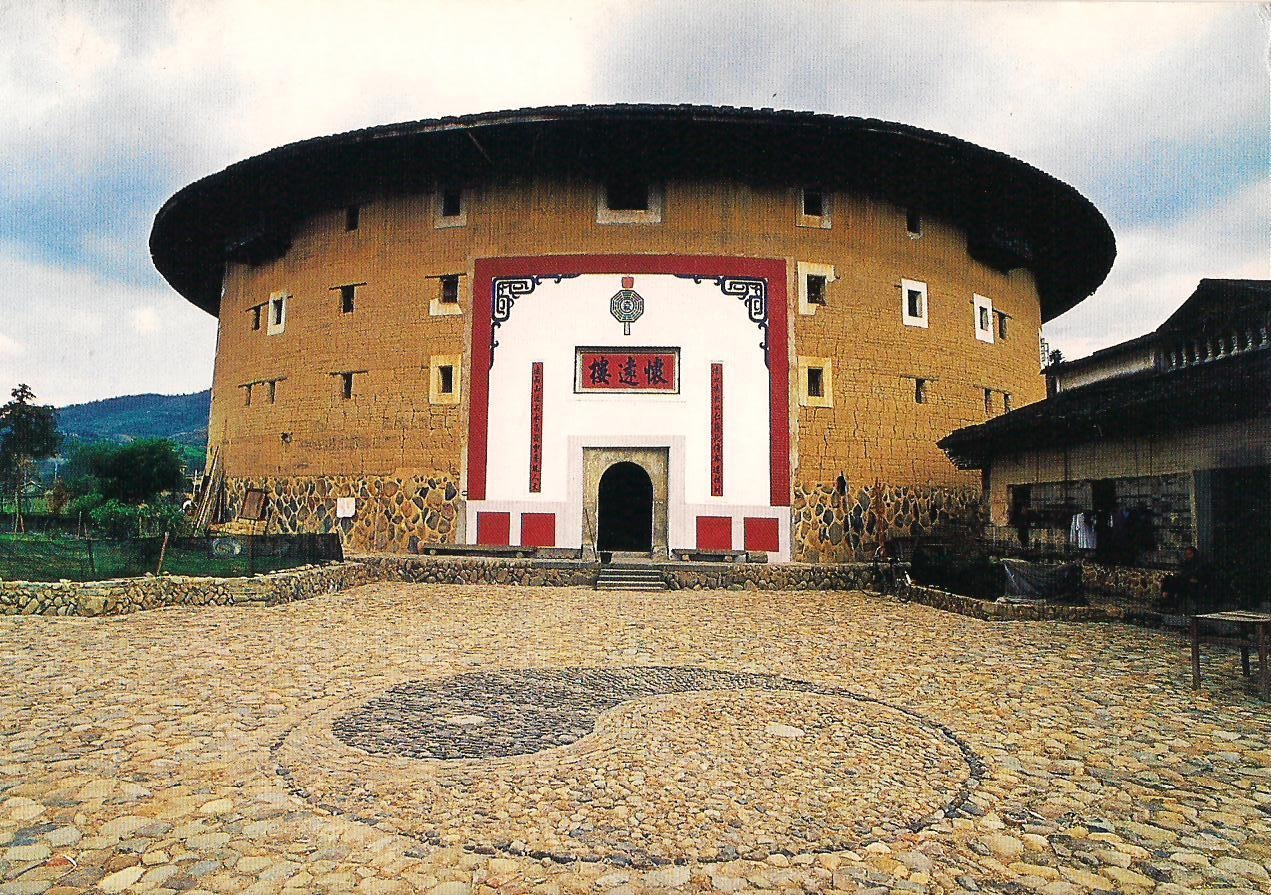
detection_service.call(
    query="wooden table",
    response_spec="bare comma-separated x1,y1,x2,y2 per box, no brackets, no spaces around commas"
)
1190,611,1271,698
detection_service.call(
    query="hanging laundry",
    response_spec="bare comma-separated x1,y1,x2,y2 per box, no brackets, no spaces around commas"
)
1069,512,1098,550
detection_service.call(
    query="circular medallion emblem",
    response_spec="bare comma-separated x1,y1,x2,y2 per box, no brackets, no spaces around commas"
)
610,289,644,334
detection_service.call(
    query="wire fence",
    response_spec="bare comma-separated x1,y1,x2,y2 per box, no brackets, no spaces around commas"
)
0,534,343,582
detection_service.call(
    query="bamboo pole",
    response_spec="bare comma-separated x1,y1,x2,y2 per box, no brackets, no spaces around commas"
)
156,531,170,576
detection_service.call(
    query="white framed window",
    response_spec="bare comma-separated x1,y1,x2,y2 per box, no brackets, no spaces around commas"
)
901,279,928,328
434,187,467,229
267,291,288,335
796,262,836,316
429,274,464,317
596,179,663,224
797,356,833,408
429,354,462,405
973,294,995,343
797,187,831,229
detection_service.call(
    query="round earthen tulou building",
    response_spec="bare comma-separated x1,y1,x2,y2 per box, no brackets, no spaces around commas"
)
151,104,1115,561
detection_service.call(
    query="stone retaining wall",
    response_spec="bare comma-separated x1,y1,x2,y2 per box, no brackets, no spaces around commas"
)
1081,562,1168,610
365,556,890,592
0,562,380,617
899,582,1119,623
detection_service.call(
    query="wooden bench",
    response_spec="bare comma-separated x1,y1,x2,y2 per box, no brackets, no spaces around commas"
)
1190,611,1270,698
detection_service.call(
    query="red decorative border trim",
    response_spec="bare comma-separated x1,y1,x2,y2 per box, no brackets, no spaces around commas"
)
529,361,544,492
710,363,724,497
469,255,790,506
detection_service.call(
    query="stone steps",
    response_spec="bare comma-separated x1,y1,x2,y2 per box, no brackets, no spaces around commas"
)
595,566,668,591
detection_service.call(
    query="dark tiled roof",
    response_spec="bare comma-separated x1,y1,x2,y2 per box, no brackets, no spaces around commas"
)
1158,278,1271,337
939,348,1271,469
150,104,1115,319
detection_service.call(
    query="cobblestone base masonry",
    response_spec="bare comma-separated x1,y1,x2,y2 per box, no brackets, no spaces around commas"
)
899,582,1122,623
793,481,984,563
0,562,381,617
0,556,1164,619
225,474,461,554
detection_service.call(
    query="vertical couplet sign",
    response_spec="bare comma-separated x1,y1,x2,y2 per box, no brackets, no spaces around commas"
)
529,362,544,492
710,363,724,496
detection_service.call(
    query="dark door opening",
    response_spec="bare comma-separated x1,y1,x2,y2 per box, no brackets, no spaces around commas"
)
597,461,654,552
1210,465,1271,610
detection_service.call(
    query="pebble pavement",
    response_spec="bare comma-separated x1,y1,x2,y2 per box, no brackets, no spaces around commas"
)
0,583,1269,895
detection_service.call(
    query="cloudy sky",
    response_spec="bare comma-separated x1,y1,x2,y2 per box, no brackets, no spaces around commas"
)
1,0,1267,406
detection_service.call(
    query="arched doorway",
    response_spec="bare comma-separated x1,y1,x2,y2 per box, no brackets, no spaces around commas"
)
597,462,654,552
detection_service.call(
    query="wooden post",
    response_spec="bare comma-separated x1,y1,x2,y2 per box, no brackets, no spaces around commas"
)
248,534,255,576
156,531,170,576
1190,616,1202,691
1259,621,1269,699
86,538,96,577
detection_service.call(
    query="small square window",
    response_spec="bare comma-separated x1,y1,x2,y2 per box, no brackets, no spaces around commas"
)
802,188,824,218
250,305,262,331
438,365,455,394
345,205,360,231
340,372,355,400
806,367,824,398
339,284,356,314
440,275,459,304
1003,392,1013,412
973,294,995,343
429,354,462,405
441,188,463,217
605,178,649,211
901,279,928,328
984,388,993,414
806,274,827,306
907,208,922,236
267,293,287,335
915,378,928,404
996,312,1009,340
267,380,277,404
243,383,252,407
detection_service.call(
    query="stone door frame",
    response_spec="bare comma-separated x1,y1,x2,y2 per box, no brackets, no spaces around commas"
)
567,436,683,557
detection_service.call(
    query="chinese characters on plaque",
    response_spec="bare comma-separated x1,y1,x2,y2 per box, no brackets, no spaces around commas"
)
575,348,679,393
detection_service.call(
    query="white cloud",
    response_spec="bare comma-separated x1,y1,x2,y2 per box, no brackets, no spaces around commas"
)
0,242,216,406
131,307,161,335
0,332,25,356
1045,179,1271,359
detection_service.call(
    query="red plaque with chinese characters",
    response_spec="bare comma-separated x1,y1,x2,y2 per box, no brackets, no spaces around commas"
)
575,348,679,393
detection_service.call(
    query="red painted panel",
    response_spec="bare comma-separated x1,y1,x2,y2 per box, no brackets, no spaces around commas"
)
577,349,678,392
744,517,780,553
468,256,792,507
710,363,724,496
476,512,510,546
696,516,733,551
520,512,555,548
529,362,544,492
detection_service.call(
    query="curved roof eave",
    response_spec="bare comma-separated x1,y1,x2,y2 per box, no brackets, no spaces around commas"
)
150,104,1116,320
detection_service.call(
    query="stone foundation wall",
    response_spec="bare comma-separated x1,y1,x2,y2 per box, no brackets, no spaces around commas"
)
366,557,888,591
792,482,985,563
0,562,378,617
224,474,461,554
1080,562,1168,611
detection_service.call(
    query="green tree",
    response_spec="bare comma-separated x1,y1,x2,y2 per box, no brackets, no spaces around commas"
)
90,439,186,504
0,384,60,532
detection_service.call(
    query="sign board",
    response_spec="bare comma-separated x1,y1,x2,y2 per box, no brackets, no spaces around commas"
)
575,347,679,393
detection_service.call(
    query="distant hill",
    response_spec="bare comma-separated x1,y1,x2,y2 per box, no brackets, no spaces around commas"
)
57,390,210,470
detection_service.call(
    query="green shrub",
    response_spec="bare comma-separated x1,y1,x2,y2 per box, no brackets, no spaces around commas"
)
89,499,189,539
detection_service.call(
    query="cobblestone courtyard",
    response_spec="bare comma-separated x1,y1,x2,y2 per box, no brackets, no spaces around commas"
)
1,584,1269,894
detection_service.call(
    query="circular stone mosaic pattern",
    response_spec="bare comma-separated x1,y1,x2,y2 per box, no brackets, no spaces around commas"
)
276,667,982,865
